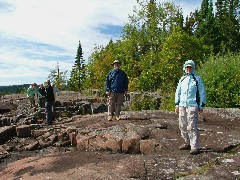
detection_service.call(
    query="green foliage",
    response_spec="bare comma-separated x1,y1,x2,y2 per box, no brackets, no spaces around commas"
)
158,27,210,111
129,94,161,111
81,41,117,91
194,0,217,53
198,53,240,108
137,70,161,92
47,63,68,90
159,91,175,111
120,1,184,91
16,87,27,94
69,0,240,110
0,84,30,95
68,41,86,91
175,157,221,178
59,110,72,118
195,0,240,54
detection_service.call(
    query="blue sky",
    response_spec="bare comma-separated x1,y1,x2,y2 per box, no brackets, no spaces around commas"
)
0,0,208,86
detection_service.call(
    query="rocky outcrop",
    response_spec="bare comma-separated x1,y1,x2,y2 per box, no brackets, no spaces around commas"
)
0,92,240,179
75,123,166,154
0,126,16,143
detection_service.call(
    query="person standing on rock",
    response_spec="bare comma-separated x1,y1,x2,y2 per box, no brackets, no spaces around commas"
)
52,84,60,98
52,84,60,111
38,84,46,108
175,60,206,155
27,83,42,108
45,80,55,125
106,60,128,121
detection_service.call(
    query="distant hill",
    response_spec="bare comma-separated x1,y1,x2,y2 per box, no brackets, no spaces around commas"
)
0,84,31,94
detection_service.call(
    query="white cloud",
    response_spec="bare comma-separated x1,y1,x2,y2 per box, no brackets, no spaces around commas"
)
0,0,204,86
0,0,135,50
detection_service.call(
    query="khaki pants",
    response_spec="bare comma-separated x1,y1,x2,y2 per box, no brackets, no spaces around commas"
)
108,92,124,116
179,106,199,150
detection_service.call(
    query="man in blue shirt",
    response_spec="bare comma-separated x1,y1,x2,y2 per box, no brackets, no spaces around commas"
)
106,60,128,121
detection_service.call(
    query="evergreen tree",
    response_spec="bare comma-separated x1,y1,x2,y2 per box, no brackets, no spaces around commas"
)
200,0,210,19
214,0,240,53
68,41,85,91
194,0,217,53
75,40,84,69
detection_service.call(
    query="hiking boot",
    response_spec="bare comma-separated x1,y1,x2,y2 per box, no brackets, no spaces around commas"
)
190,149,200,155
115,116,121,121
107,116,113,121
179,144,191,150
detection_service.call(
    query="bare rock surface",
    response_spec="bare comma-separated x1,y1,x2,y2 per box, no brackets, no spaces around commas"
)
0,92,239,180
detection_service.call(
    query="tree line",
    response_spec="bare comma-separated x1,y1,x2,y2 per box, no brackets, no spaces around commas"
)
67,0,240,110
4,0,239,110
0,84,30,95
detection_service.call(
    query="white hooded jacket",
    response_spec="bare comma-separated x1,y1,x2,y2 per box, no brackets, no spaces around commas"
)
175,60,206,109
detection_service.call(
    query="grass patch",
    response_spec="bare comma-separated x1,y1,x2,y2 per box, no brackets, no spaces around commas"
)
175,158,221,179
175,144,240,179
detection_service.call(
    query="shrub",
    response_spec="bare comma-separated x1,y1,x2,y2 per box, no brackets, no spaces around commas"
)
198,53,240,108
129,94,161,111
159,92,175,112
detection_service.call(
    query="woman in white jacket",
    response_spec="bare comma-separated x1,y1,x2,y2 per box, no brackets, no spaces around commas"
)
175,60,206,155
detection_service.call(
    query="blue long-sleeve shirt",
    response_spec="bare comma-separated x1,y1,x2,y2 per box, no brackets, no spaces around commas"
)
106,69,128,93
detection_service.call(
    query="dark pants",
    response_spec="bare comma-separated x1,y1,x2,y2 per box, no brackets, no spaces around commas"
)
39,97,45,108
45,101,53,124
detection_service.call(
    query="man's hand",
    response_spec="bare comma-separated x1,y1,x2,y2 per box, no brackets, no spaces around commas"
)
175,107,179,113
106,91,110,96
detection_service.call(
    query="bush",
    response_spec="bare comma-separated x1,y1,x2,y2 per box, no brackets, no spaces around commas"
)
129,94,161,111
198,53,240,108
159,92,175,112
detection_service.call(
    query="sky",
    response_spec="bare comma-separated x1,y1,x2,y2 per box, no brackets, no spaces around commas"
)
0,0,207,86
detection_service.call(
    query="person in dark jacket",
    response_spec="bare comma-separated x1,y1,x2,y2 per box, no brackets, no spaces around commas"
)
38,84,46,108
106,60,128,121
45,80,55,125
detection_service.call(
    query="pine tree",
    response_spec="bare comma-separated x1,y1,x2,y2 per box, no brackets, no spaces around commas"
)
74,40,84,69
68,41,85,91
214,0,240,53
193,0,240,54
194,0,216,53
